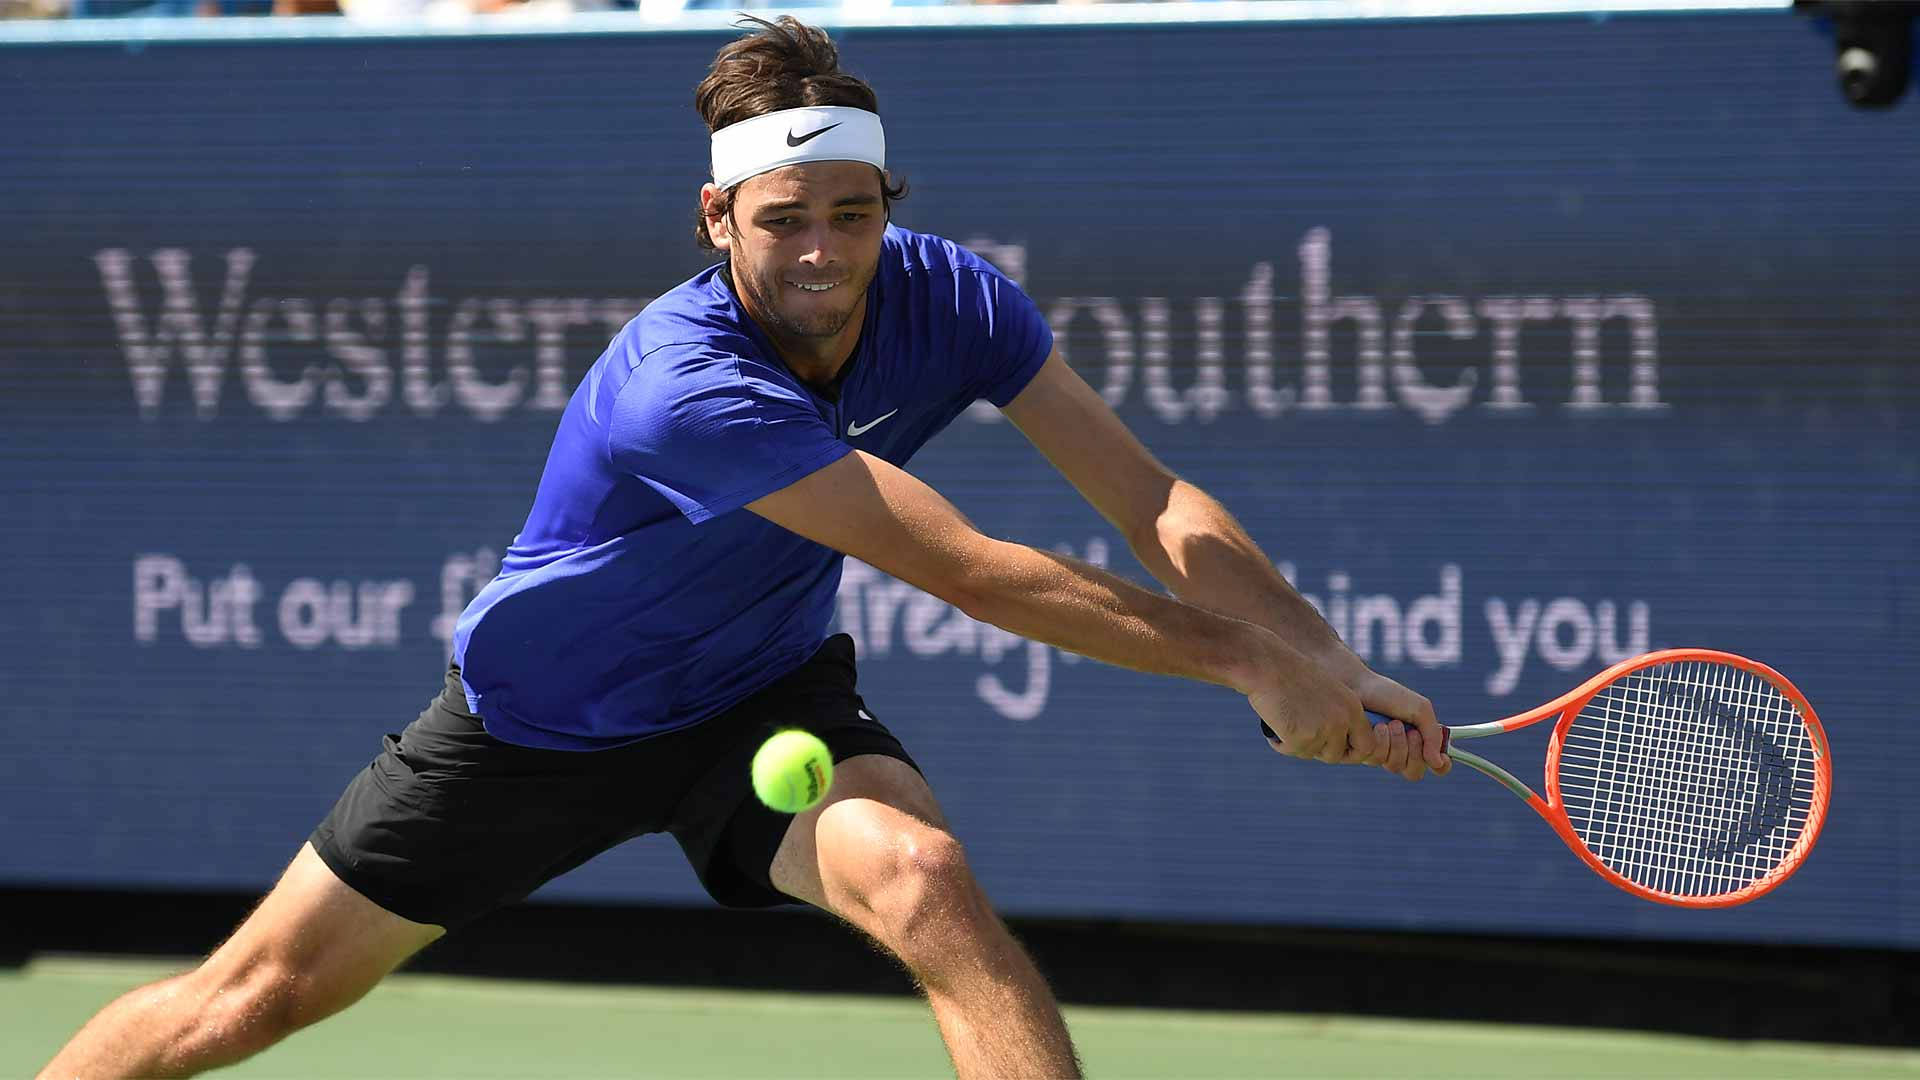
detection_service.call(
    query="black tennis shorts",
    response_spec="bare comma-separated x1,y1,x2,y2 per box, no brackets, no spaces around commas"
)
310,634,917,930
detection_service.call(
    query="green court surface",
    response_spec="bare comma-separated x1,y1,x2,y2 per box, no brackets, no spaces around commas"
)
6,956,1915,1079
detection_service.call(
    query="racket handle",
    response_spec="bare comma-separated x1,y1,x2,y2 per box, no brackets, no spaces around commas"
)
1259,711,1451,753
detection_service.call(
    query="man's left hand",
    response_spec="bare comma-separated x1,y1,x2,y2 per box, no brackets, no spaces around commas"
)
1346,669,1452,781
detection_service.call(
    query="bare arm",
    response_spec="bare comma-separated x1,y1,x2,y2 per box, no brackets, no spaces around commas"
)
1000,350,1448,775
999,353,1354,671
1129,482,1363,675
751,449,1283,693
746,450,1376,764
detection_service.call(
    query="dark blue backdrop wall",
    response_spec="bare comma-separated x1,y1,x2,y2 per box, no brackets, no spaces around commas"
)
2,9,1914,948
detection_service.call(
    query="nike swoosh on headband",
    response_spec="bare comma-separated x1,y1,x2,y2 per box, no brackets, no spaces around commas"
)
712,107,884,192
786,123,841,147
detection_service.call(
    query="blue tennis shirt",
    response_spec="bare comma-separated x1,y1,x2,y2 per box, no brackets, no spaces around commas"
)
452,226,1053,750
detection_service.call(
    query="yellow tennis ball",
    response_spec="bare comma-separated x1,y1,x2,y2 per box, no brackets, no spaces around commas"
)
751,730,834,814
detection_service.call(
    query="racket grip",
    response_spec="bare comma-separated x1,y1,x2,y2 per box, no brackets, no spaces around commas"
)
1259,711,1451,753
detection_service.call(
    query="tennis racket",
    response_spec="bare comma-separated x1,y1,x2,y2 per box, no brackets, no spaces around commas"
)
1262,648,1832,908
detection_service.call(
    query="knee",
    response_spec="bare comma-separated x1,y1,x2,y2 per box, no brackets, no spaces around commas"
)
187,955,325,1052
817,805,985,954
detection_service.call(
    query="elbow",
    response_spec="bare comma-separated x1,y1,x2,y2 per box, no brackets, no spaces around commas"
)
933,546,1008,627
951,584,1010,630
941,570,997,627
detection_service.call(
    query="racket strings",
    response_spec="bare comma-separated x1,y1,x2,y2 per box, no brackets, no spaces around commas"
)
1553,660,1819,898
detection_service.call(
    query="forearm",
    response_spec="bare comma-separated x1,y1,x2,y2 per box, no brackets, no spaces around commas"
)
1126,480,1364,681
955,538,1305,696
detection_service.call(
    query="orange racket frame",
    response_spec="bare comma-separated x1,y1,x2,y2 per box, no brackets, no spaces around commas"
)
1442,647,1832,908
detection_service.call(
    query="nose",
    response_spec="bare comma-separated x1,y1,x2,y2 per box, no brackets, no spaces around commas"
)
796,221,836,265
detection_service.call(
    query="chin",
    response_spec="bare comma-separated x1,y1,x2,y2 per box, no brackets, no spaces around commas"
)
778,305,858,339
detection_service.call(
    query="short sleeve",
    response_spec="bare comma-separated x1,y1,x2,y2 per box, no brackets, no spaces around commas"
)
608,347,852,525
963,267,1054,408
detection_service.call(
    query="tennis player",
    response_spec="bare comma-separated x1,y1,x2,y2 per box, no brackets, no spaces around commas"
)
41,17,1448,1080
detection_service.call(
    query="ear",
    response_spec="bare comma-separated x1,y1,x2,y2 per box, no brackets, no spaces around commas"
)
699,183,732,252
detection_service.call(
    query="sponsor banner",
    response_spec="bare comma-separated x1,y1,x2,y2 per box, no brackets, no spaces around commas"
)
1,12,1913,945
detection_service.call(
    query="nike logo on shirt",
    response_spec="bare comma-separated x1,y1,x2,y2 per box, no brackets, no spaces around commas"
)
786,123,841,147
847,410,898,437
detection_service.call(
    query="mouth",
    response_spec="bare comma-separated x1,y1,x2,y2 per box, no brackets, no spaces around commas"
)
787,280,843,293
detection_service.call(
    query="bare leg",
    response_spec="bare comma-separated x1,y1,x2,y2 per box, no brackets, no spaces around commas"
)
38,842,443,1079
771,756,1081,1079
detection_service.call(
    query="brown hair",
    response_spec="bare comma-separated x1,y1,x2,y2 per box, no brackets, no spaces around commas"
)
693,15,907,250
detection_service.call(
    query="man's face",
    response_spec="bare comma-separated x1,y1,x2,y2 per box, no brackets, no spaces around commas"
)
702,161,887,346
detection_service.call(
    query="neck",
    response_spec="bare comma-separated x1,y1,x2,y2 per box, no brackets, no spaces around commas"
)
746,287,868,390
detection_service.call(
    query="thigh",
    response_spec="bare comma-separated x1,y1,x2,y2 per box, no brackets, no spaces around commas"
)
201,842,443,1016
310,667,696,930
767,754,950,912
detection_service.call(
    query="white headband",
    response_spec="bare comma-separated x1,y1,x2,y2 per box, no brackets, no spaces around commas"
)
710,106,887,191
